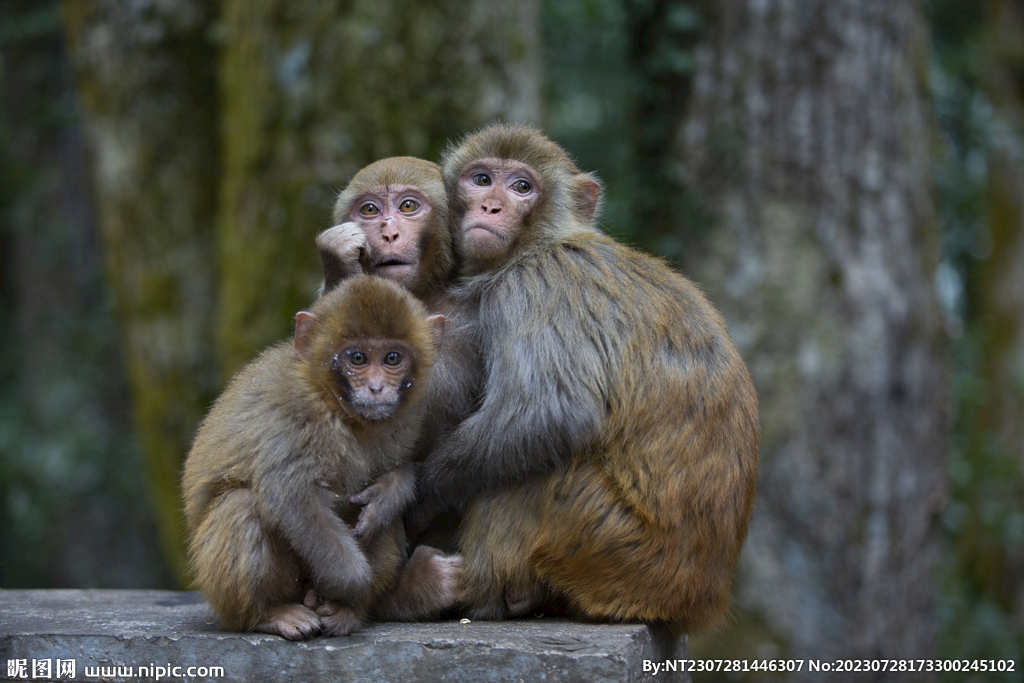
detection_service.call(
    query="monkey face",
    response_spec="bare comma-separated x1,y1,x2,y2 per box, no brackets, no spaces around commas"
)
457,158,541,266
331,339,416,422
347,185,432,290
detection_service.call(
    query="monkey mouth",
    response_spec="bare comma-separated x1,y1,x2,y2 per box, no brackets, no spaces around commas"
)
372,259,416,278
465,223,506,242
349,398,400,422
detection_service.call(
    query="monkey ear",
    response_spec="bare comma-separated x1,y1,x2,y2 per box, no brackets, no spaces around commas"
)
426,314,447,349
294,311,319,360
575,175,602,223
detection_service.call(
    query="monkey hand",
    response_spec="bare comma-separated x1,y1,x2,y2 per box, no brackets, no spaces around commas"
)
317,222,370,292
351,468,416,541
318,222,368,267
311,536,374,605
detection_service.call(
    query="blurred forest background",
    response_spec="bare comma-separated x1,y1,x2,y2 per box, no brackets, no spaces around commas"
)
1,0,1022,679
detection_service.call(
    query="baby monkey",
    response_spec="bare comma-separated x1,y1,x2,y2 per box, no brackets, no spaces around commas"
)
182,276,448,639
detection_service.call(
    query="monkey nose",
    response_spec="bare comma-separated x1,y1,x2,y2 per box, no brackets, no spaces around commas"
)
480,199,502,215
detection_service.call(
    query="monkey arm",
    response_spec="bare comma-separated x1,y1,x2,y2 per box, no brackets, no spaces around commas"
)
420,261,609,510
350,465,416,540
253,454,373,604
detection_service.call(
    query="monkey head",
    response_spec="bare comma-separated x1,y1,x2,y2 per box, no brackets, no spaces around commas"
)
330,157,455,297
441,123,603,274
294,276,445,424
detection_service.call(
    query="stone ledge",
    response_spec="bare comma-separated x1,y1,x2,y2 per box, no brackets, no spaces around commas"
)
0,590,690,682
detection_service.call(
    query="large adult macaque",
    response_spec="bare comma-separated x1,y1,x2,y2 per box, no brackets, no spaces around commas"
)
317,158,481,461
414,123,761,631
182,276,457,639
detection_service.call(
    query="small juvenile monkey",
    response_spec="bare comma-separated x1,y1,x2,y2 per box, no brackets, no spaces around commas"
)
182,276,450,639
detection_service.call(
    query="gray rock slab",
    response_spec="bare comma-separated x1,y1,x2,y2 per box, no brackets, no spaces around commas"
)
0,590,690,682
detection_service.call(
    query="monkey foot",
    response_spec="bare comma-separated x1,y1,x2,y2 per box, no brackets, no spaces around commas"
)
316,601,362,636
302,588,324,610
371,545,464,621
255,603,320,640
411,545,464,611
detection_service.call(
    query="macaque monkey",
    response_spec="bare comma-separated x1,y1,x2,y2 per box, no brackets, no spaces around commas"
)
410,123,760,632
182,276,455,639
317,156,456,301
317,158,482,478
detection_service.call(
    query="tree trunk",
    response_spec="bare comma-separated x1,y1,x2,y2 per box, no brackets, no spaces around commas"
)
216,0,541,376
61,0,222,583
0,0,172,589
676,0,947,672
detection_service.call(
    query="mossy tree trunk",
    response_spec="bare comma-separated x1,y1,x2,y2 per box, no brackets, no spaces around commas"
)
675,0,947,670
61,0,222,584
216,0,541,376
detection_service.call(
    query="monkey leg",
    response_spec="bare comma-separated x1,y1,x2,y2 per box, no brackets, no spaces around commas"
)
460,463,732,630
529,463,732,630
371,544,463,621
311,520,409,635
190,489,318,640
457,485,549,620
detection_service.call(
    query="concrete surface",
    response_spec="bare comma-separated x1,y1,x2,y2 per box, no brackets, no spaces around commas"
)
0,590,690,682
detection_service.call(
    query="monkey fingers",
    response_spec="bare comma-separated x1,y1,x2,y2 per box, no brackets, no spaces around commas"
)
351,468,416,540
302,589,323,610
254,603,321,641
317,222,369,292
315,601,363,636
317,222,368,262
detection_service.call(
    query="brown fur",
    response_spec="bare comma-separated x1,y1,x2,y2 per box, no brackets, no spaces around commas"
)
322,157,456,300
182,276,450,637
419,123,760,631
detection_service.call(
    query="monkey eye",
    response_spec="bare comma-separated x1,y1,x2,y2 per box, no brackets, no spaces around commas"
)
472,173,492,186
399,199,419,213
511,179,532,194
348,350,368,365
358,203,380,217
383,352,403,366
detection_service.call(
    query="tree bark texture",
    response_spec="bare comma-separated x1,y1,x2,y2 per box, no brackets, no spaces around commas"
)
61,0,222,583
216,0,541,376
677,0,947,672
